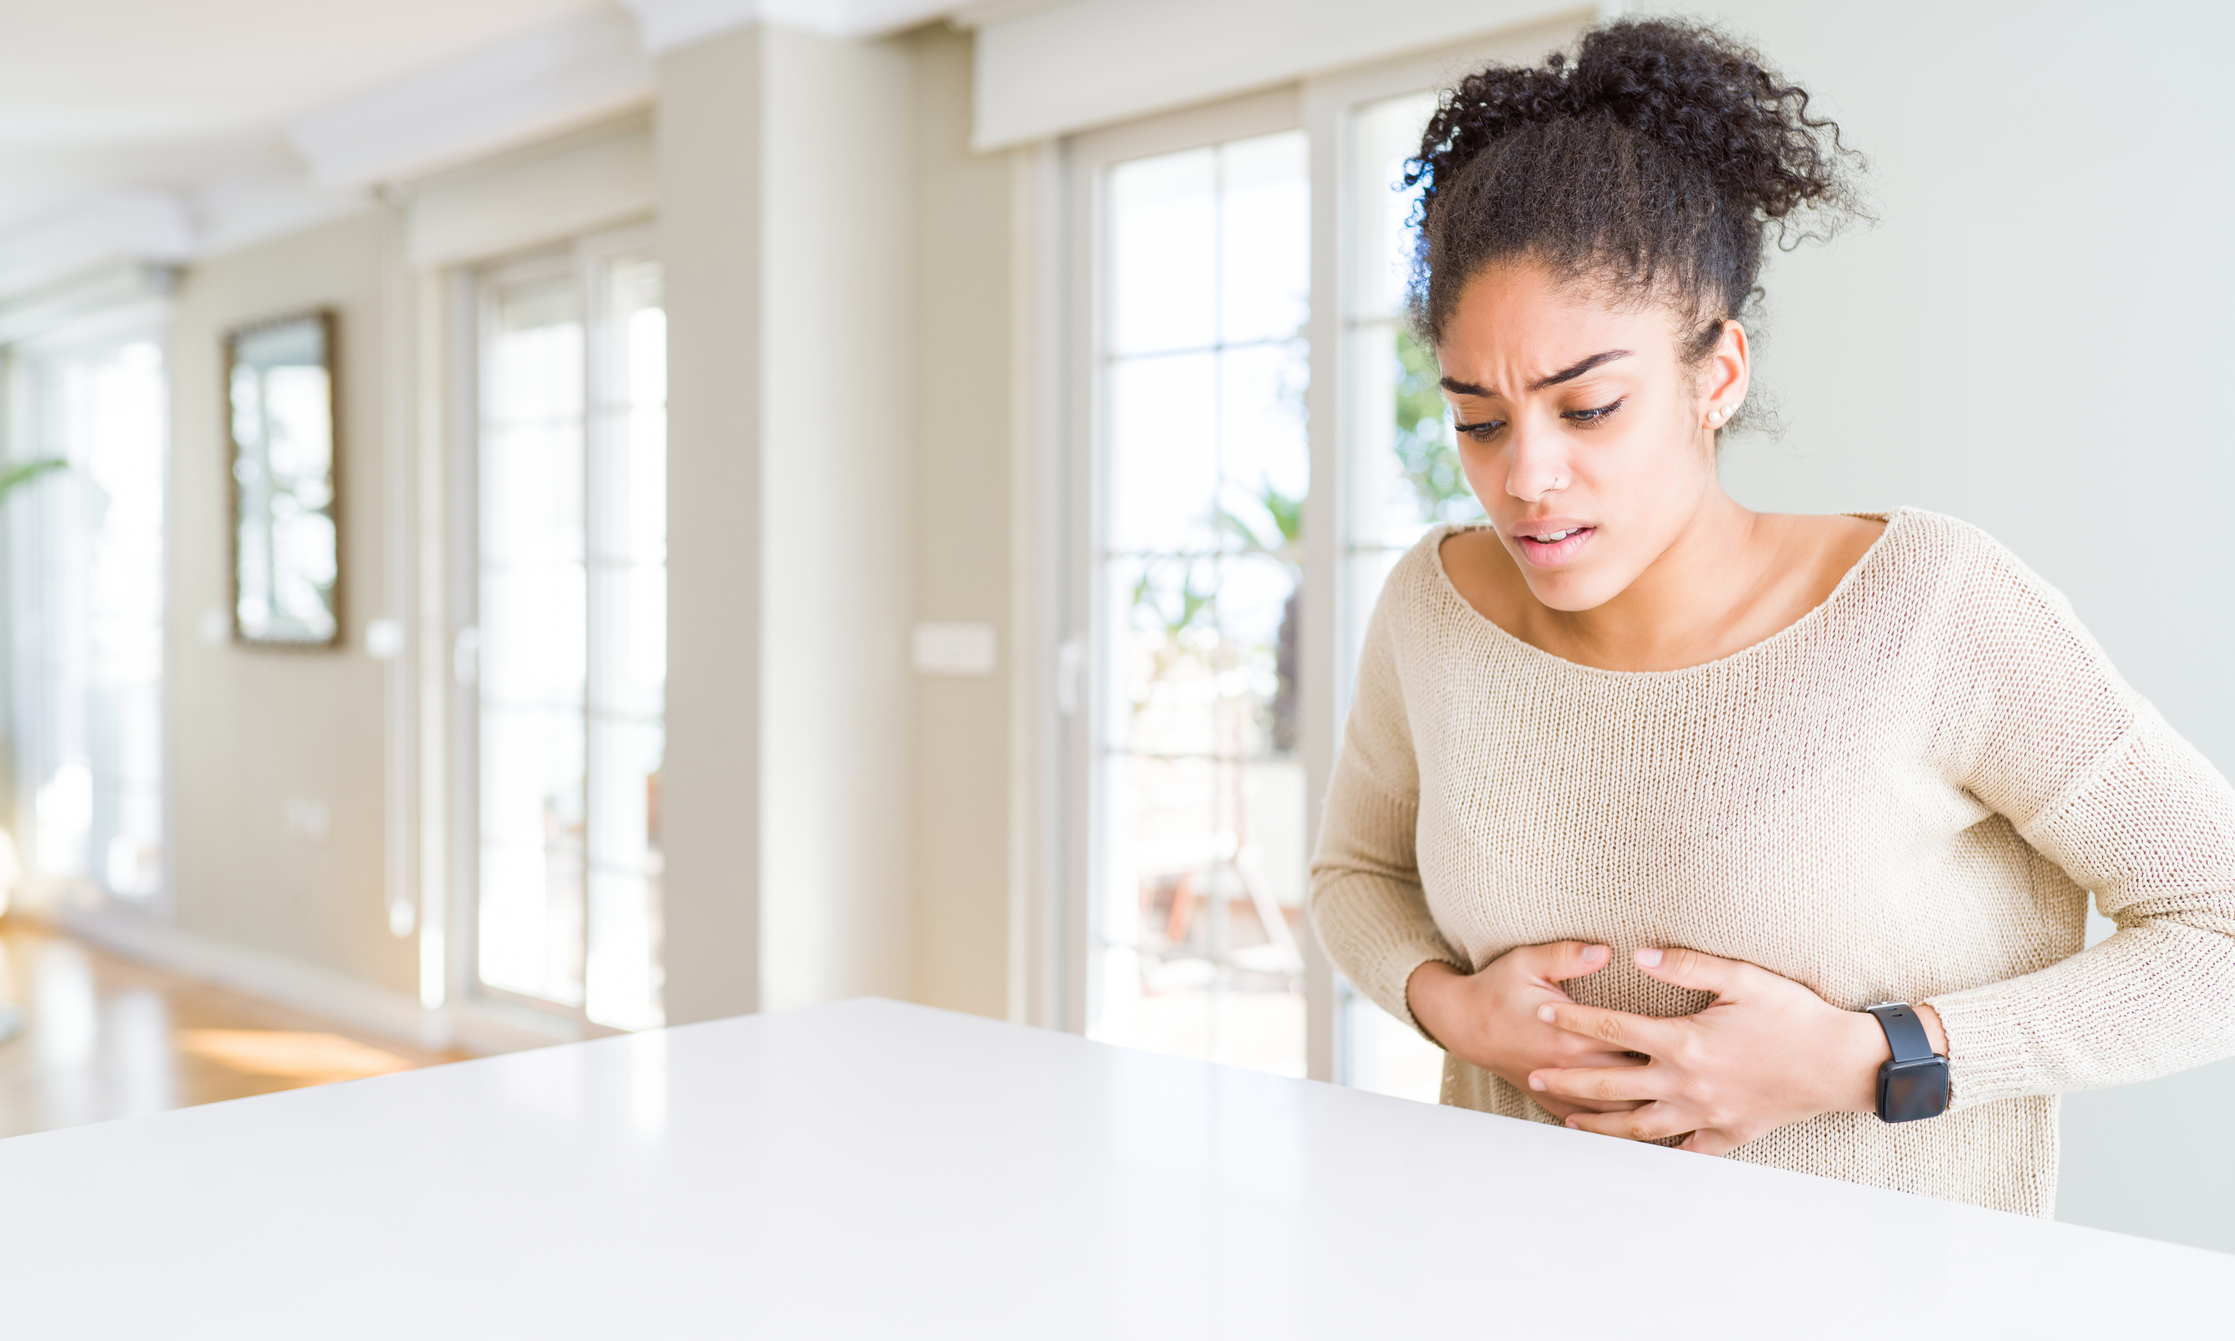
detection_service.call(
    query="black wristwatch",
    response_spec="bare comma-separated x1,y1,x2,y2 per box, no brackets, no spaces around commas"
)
1864,1003,1949,1123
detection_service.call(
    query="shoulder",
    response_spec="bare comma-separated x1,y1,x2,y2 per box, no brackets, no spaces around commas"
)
1878,514,2151,814
1346,525,1490,684
1374,524,1476,625
1875,508,2084,628
1872,507,2135,710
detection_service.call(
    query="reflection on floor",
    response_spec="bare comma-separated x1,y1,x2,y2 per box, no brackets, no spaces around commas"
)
0,917,463,1139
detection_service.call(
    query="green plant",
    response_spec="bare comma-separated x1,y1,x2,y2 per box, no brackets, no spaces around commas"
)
0,459,64,501
1217,481,1302,570
1392,328,1481,523
1131,559,1216,643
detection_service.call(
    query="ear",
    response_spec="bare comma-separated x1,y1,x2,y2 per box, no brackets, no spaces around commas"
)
1699,319,1750,429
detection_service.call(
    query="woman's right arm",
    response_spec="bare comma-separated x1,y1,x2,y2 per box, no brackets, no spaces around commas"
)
1306,596,1459,1034
1308,592,1643,1110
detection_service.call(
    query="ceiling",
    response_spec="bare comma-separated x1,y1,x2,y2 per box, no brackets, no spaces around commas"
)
0,0,618,230
0,0,1010,261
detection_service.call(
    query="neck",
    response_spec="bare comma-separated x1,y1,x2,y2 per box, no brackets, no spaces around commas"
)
1532,483,1768,671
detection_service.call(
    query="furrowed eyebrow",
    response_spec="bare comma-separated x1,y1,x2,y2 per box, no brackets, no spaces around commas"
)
1438,349,1635,399
1531,349,1632,391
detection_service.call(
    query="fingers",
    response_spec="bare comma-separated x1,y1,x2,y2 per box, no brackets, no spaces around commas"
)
1535,1000,1676,1056
1563,1102,1693,1143
1512,940,1611,984
1632,945,1753,998
1528,1064,1667,1106
1529,1093,1643,1121
1679,1129,1743,1157
1559,1045,1647,1071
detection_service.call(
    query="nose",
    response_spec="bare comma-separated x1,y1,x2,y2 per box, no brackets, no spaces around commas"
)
1504,417,1569,503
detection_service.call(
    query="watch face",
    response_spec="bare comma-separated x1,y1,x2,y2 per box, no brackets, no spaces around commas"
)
1880,1058,1950,1123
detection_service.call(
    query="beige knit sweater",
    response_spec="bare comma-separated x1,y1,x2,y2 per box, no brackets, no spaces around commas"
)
1311,508,2235,1216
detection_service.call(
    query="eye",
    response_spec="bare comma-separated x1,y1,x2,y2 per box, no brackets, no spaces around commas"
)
1561,397,1626,426
1454,418,1505,442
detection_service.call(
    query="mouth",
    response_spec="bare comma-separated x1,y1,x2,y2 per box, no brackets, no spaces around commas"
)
1513,522,1596,568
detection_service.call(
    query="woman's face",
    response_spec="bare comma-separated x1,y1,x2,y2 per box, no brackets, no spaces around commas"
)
1437,260,1745,612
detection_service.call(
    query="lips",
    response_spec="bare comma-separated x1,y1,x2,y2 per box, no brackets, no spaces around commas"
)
1514,524,1596,567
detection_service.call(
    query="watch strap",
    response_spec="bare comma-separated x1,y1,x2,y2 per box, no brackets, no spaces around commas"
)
1865,1003,1936,1062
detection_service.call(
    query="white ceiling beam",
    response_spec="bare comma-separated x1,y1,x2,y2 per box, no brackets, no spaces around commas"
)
286,9,654,190
0,189,193,303
821,0,981,36
617,0,761,50
944,0,1067,27
973,0,1586,149
619,0,965,52
190,169,371,261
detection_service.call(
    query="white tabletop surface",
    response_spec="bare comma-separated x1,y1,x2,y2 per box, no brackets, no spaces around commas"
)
1,998,2225,1338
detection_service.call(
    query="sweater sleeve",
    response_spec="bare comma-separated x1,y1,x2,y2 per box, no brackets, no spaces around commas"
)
1308,579,1464,1039
1924,547,2235,1111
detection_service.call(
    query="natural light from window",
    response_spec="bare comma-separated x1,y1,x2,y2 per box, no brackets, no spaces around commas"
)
1092,130,1312,1077
9,337,166,905
478,247,666,1031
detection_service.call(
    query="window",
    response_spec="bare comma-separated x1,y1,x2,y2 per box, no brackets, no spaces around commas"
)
1332,90,1482,1102
6,334,167,904
1077,110,1314,1076
470,230,666,1031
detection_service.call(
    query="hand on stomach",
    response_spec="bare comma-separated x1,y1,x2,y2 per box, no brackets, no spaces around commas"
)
1405,942,1646,1120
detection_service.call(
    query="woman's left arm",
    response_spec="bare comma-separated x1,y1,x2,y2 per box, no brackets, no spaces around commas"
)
1918,697,2235,1109
1532,542,2235,1150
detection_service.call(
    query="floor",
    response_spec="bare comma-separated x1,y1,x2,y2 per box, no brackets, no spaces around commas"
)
0,917,463,1140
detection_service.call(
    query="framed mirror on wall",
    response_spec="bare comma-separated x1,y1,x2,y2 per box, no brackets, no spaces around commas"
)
226,309,340,648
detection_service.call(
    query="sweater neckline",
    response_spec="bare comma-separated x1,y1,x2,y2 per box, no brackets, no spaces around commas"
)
1424,507,1907,680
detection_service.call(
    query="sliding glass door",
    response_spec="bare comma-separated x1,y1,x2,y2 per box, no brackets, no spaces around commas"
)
1073,98,1314,1077
6,333,167,907
470,228,666,1031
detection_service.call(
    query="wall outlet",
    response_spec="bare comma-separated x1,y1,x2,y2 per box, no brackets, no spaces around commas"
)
912,622,997,677
284,799,331,845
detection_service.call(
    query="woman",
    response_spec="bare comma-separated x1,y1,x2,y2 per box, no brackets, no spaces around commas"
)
1309,17,2235,1217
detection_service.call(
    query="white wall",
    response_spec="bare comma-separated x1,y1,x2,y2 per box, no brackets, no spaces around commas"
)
656,22,922,1020
759,25,918,1011
1644,0,2235,1250
167,212,414,997
907,25,1017,1020
655,26,767,1025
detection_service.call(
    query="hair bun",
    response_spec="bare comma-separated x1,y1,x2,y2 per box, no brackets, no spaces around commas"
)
1560,20,1851,225
1405,17,1863,378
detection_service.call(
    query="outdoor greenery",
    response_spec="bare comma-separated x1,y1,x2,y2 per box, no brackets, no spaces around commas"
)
1220,480,1301,566
1125,324,1480,754
1391,328,1482,524
0,458,64,501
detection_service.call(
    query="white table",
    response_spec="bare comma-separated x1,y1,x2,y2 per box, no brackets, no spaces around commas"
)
3,999,2225,1337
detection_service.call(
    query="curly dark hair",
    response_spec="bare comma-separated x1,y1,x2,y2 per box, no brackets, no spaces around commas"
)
1407,18,1862,425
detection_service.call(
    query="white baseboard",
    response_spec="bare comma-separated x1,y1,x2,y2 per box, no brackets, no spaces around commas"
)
53,907,585,1057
